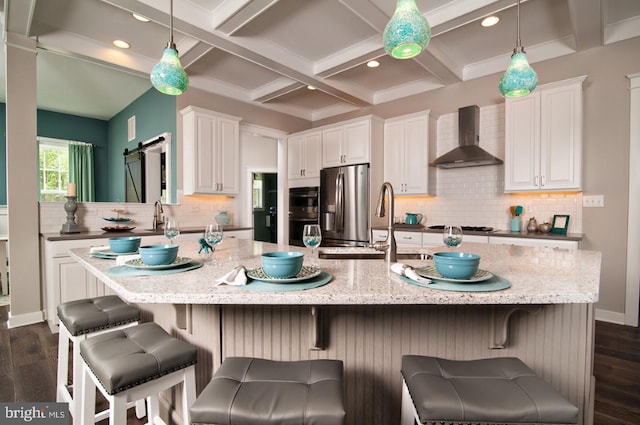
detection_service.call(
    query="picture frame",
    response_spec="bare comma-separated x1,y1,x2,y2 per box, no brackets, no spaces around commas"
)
551,214,570,234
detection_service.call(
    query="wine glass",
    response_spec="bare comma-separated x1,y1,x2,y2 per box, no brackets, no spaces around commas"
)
204,224,224,263
164,218,180,244
302,224,322,254
443,225,463,249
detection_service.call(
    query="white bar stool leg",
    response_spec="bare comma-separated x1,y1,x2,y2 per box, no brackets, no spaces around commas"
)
401,379,419,425
56,323,71,404
182,367,196,425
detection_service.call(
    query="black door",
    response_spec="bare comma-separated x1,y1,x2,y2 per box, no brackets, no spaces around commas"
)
252,173,278,243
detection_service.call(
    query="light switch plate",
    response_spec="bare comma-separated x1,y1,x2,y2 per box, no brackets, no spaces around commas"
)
583,195,604,207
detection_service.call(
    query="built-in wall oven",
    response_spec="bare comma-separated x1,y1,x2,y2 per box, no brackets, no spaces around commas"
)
289,186,319,246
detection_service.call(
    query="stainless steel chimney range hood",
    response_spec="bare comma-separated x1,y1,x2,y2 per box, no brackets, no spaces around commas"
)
430,105,503,168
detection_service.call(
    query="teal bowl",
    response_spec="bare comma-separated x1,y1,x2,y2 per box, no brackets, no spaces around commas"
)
261,251,304,278
139,244,179,266
433,252,480,280
108,236,141,254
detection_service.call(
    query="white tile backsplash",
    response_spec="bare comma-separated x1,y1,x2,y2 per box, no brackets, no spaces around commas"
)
396,104,583,233
39,192,237,234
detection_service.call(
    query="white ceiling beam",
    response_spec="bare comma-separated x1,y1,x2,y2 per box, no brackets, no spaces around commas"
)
251,78,304,103
213,0,280,35
567,0,602,50
5,0,37,35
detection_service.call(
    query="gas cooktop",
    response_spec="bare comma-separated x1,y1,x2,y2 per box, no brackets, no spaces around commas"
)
428,225,495,232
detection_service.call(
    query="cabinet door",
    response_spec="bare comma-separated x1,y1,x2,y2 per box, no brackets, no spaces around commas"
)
194,113,218,192
58,258,90,304
384,121,405,191
343,120,370,165
403,116,428,194
288,135,305,178
322,127,344,167
539,84,582,190
303,132,322,178
218,116,240,194
505,94,540,191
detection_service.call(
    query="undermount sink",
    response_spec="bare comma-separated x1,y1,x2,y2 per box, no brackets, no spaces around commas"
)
318,247,431,260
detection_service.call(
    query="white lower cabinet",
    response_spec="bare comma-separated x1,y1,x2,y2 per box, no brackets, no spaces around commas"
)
422,233,489,247
488,236,579,250
372,229,422,247
41,237,113,333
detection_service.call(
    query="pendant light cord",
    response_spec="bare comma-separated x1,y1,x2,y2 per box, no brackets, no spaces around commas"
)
168,0,175,49
515,0,523,53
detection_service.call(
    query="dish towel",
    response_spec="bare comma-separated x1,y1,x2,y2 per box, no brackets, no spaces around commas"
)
90,245,111,254
215,265,248,286
391,263,432,285
116,254,141,266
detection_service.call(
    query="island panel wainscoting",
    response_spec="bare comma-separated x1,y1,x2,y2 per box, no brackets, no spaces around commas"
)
69,239,601,425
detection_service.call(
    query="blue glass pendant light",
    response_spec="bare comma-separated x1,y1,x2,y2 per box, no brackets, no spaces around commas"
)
498,0,537,97
383,0,431,59
150,0,189,95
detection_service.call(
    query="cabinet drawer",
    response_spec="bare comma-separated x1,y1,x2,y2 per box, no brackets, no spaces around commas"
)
394,231,422,246
489,236,578,250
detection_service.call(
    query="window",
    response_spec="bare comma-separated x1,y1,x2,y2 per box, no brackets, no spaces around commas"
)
38,138,69,202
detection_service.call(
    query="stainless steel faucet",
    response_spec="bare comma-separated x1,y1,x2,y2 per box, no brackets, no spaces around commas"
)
370,182,397,263
152,200,164,230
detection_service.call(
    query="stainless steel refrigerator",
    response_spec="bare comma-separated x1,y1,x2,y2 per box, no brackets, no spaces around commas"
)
320,164,370,246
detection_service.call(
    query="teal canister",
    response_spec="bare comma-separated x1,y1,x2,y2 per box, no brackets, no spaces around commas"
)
215,211,231,227
510,217,522,232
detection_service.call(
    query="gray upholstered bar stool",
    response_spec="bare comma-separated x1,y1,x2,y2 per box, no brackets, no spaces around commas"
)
56,295,141,421
79,321,197,425
190,357,346,425
401,355,579,425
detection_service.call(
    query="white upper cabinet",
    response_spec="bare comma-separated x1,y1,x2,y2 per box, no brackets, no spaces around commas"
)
504,76,585,192
288,130,322,187
384,111,436,195
322,117,375,167
181,106,241,195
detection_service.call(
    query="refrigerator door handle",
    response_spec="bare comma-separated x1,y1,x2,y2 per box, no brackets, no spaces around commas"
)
335,171,344,233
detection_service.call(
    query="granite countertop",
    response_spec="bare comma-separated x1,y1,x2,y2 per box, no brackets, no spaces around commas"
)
69,238,600,306
373,225,583,241
41,226,252,242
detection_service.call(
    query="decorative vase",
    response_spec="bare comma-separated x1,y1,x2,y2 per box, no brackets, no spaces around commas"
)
215,211,231,227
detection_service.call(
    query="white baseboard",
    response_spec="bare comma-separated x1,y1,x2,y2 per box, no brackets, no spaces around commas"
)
595,308,626,325
8,310,44,328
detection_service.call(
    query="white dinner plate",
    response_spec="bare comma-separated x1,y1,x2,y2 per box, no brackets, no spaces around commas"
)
247,266,322,283
103,217,133,222
414,265,493,283
91,249,137,258
124,257,193,270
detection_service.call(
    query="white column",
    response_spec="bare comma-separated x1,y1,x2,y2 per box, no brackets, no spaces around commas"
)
626,72,640,327
5,31,43,327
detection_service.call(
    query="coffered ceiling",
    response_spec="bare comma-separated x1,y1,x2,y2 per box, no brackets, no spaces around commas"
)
3,0,640,121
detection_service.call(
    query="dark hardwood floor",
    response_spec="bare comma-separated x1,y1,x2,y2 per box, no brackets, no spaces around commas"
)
1,304,639,424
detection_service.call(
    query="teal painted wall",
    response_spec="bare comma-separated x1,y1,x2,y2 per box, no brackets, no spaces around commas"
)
107,88,177,202
0,105,109,204
0,104,5,205
37,109,110,201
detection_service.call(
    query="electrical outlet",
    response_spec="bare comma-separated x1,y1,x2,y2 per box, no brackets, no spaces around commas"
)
525,205,532,213
583,195,604,208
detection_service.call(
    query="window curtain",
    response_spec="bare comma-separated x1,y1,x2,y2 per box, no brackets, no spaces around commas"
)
69,142,95,202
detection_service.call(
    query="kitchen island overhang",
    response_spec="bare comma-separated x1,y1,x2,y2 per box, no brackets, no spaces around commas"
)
69,240,600,306
69,240,601,425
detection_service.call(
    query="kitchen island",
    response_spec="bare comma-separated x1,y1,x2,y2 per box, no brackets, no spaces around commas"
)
69,239,600,425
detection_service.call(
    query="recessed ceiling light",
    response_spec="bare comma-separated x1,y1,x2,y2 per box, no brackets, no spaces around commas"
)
133,13,150,22
113,40,130,49
367,60,380,68
307,85,316,90
481,15,499,27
